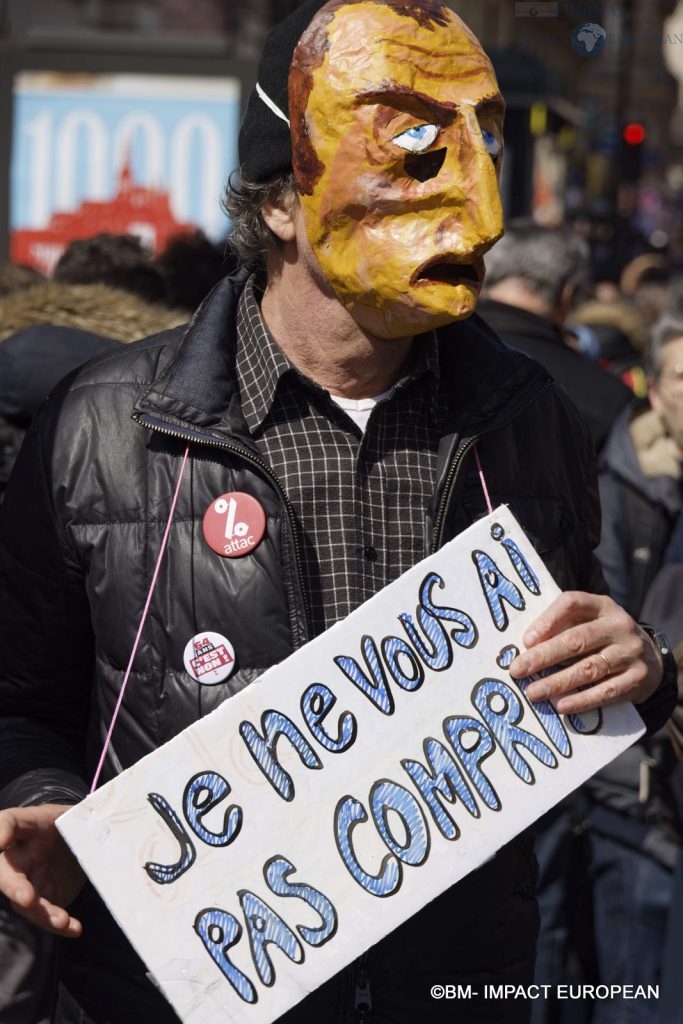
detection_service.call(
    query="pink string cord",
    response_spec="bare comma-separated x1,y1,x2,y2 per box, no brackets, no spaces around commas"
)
90,445,190,793
473,443,493,515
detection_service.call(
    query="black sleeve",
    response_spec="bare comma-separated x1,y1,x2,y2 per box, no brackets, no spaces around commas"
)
0,380,93,804
637,565,683,736
578,425,610,598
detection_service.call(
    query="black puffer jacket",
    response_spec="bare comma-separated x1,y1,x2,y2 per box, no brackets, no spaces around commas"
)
0,273,672,1023
478,299,633,453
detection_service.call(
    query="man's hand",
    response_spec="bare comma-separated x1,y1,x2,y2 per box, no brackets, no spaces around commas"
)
0,804,85,937
508,592,663,715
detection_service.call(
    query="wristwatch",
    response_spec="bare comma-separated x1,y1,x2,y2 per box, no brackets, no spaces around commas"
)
638,622,678,689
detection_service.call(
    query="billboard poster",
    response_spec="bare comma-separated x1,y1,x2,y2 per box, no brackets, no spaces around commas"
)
9,72,240,274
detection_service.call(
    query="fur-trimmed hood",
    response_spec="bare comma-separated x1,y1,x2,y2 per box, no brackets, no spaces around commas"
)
630,403,682,481
0,281,187,343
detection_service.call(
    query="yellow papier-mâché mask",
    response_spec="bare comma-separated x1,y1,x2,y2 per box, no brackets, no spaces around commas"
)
289,0,505,339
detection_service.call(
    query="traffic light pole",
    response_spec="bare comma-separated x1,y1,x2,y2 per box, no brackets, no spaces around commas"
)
609,0,638,268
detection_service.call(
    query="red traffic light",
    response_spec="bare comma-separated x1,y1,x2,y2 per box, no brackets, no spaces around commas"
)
622,123,646,146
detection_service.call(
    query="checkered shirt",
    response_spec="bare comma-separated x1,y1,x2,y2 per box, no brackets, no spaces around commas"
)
235,278,448,637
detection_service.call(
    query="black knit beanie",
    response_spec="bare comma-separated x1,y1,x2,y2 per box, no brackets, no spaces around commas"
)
238,0,331,183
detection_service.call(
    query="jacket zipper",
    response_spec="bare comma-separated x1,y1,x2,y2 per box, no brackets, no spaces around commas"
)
353,951,372,1022
431,379,553,552
131,412,311,645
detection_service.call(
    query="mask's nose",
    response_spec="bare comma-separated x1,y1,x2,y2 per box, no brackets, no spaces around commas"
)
466,149,505,255
442,115,505,257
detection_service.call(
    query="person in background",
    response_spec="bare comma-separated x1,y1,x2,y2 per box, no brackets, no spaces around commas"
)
598,312,683,617
480,223,649,1024
53,232,170,306
0,3,675,1023
0,234,185,347
580,311,683,1022
0,259,55,1024
155,229,238,314
0,261,44,298
638,541,683,1024
0,235,186,501
570,296,648,399
620,253,673,327
479,223,633,453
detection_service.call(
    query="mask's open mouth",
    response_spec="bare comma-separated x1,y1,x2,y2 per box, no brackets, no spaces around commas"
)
411,257,483,288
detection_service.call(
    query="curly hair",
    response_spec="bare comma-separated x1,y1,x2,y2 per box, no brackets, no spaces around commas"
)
222,169,297,266
0,261,45,298
53,233,169,305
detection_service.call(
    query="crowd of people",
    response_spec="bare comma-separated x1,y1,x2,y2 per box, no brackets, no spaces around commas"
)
478,223,683,1023
0,230,236,500
0,1,681,1022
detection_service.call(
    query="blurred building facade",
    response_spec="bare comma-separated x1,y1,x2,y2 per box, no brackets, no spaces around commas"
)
455,0,680,269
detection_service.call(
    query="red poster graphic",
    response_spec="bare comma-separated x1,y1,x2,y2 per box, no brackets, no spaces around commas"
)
11,156,196,274
10,73,240,274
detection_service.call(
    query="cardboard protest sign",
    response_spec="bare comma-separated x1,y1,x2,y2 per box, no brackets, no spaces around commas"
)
58,507,644,1024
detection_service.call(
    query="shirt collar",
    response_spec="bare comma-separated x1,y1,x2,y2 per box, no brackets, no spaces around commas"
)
236,276,295,434
236,274,446,433
413,328,445,425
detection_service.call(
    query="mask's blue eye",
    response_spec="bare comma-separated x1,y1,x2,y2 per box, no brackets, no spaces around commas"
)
482,129,502,159
392,123,439,153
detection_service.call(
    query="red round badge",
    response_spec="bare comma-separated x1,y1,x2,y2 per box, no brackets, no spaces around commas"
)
202,492,267,558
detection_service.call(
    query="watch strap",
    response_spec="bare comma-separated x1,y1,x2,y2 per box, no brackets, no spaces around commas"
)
636,622,678,734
